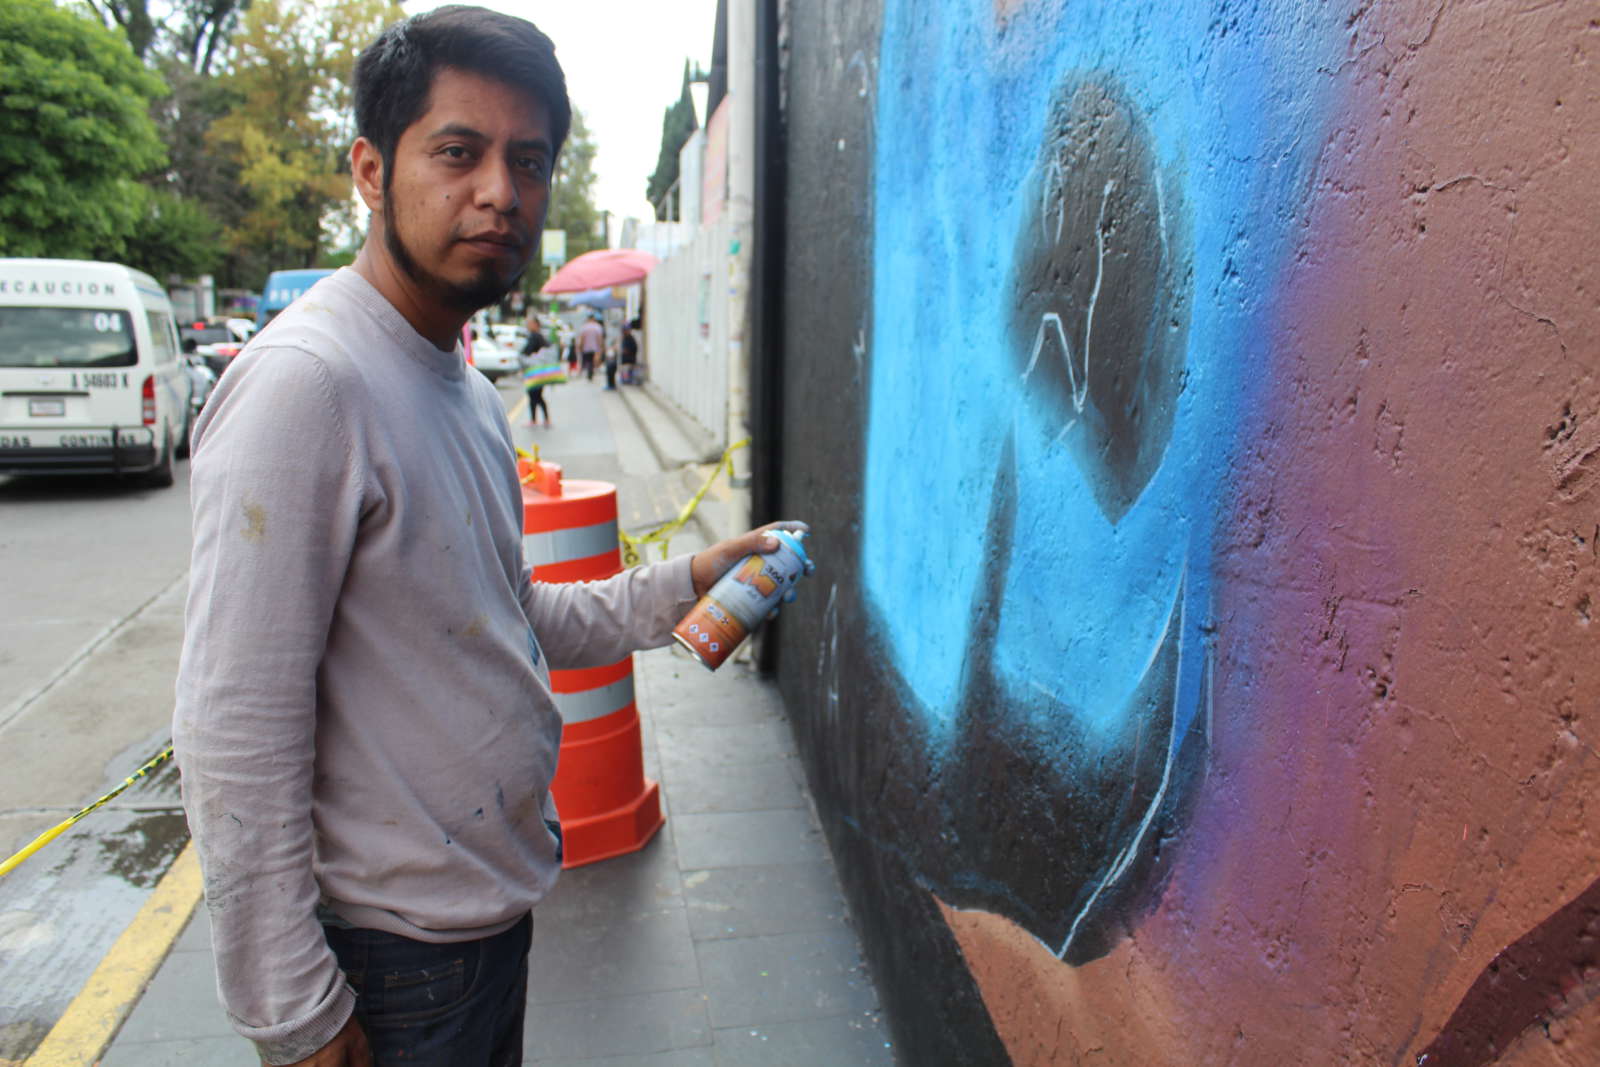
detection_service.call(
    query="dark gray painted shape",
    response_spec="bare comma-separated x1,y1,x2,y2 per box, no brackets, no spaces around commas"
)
1009,77,1192,524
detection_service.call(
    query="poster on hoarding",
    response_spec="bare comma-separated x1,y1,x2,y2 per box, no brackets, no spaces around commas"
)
541,229,567,267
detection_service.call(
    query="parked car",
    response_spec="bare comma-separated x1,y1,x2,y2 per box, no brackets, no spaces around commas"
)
224,317,255,344
180,320,244,376
489,323,527,350
182,353,218,423
470,332,519,382
0,258,192,486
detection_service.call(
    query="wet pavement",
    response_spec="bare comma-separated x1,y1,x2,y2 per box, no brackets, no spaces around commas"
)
0,747,185,1063
23,370,896,1065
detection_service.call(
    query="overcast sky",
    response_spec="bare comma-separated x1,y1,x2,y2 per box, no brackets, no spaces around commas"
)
405,0,720,224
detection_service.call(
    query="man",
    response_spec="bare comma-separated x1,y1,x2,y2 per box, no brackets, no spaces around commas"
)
576,312,603,380
173,8,805,1065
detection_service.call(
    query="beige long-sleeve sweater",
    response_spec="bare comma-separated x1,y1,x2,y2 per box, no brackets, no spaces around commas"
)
173,269,694,1064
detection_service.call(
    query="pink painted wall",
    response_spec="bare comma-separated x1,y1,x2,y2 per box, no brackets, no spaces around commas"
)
701,97,729,227
939,3,1600,1062
774,0,1600,1062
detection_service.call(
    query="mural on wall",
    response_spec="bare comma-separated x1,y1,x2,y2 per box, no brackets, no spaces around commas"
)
859,0,1303,964
788,0,1600,1062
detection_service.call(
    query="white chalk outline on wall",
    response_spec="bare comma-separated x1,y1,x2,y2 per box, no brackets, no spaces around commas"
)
1055,566,1186,961
1020,179,1116,442
819,583,841,730
1043,158,1066,244
1153,170,1170,264
847,47,876,389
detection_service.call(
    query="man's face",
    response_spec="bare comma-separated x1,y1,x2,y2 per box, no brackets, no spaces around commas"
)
382,67,554,315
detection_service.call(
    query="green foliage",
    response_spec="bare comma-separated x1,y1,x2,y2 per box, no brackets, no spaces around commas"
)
165,0,248,76
515,106,603,306
73,0,247,282
80,0,156,60
646,61,698,220
83,0,244,73
317,247,357,270
0,0,168,259
208,0,401,281
147,56,248,282
534,108,602,292
122,186,222,278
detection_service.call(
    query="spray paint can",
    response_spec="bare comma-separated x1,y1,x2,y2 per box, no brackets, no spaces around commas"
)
673,530,810,670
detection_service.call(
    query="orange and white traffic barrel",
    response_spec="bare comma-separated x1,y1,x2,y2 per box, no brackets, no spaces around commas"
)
522,466,664,868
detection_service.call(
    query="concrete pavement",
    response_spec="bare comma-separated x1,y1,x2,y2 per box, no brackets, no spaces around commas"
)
95,370,895,1065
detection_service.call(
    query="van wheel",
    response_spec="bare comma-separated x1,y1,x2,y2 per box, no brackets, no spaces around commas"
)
142,427,175,489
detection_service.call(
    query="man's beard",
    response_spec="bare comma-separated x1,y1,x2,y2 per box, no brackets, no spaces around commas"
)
383,198,527,315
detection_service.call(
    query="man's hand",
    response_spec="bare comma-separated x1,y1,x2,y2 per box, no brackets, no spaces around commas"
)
277,1014,372,1067
690,521,812,598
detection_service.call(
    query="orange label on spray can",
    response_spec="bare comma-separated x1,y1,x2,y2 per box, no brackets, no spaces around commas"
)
673,531,809,670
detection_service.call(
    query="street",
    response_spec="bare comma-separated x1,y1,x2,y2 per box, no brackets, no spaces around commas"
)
0,462,195,1062
0,370,757,1063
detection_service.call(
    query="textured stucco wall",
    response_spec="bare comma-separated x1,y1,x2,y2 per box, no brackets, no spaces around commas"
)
775,1,1600,1063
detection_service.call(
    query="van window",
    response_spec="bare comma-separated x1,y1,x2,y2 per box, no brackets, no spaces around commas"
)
147,311,178,362
0,307,136,368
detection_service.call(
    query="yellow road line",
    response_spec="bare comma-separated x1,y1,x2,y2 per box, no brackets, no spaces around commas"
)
507,394,528,423
25,841,203,1066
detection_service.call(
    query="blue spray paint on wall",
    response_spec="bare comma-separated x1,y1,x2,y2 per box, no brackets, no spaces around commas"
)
859,0,1347,959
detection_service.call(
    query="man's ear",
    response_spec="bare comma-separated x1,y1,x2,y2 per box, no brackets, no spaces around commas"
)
351,137,385,212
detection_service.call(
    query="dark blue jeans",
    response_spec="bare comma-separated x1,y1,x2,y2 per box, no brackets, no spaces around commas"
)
321,913,531,1067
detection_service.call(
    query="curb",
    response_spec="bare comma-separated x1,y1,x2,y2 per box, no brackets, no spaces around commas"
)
632,380,723,465
613,385,724,548
25,841,202,1066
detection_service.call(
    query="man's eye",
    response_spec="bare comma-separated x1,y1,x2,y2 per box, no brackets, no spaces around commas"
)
517,156,548,177
440,145,470,161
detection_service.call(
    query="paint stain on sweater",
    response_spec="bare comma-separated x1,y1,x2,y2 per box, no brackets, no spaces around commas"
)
241,501,267,542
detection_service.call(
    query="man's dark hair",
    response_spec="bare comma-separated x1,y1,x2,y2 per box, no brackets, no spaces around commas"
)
353,5,572,187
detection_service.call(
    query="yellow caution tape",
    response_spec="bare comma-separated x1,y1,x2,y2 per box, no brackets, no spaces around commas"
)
620,438,750,566
0,743,174,879
2,440,748,878
517,438,747,563
516,443,541,479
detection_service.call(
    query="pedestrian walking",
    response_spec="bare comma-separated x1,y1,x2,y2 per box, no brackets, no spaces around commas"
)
520,322,555,425
172,8,808,1065
618,317,639,385
576,312,603,381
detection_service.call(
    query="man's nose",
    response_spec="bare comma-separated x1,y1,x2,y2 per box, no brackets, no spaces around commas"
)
476,158,520,214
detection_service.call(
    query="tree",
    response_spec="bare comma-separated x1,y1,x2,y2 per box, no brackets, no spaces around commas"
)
646,61,698,221
79,0,156,61
122,187,222,278
72,0,243,282
535,107,602,294
0,0,167,258
207,0,400,280
514,106,603,311
81,0,248,75
148,57,239,271
167,0,249,77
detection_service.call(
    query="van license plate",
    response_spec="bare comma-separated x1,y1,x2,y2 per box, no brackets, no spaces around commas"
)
29,398,66,417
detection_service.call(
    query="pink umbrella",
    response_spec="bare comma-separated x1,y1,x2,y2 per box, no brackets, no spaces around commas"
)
540,248,659,294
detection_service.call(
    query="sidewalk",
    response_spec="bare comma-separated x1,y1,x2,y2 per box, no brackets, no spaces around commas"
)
98,373,895,1066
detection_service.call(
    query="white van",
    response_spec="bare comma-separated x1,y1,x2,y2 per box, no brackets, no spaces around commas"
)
0,259,193,487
